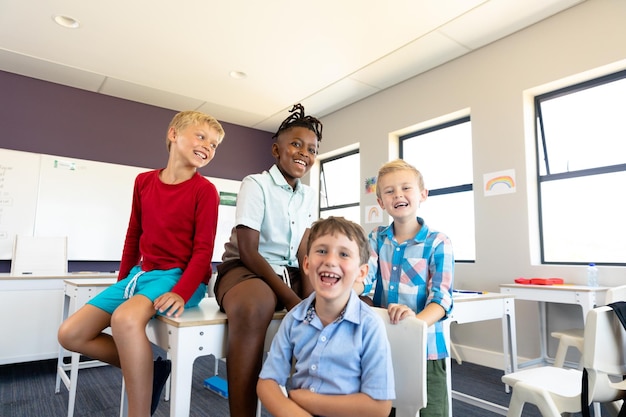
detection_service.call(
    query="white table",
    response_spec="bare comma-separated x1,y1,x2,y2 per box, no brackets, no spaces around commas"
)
499,283,609,368
120,297,286,417
55,277,117,417
0,272,115,365
445,292,517,416
53,277,284,417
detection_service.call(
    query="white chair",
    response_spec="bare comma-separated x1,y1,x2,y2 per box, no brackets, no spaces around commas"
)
552,285,626,368
501,305,626,417
11,235,68,275
372,307,427,417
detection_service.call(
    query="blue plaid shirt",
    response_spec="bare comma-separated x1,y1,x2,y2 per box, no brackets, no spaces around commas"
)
363,217,454,359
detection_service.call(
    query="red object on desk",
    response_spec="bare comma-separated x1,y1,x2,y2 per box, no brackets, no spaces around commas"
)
514,277,564,285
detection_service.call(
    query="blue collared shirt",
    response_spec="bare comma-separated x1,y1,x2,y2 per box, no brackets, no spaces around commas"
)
363,217,454,360
259,291,395,400
222,164,316,273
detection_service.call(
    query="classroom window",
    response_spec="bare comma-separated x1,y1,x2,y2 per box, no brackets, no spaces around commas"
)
319,150,360,223
400,117,475,262
535,69,626,265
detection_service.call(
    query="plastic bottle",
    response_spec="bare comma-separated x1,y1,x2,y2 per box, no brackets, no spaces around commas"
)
587,263,599,287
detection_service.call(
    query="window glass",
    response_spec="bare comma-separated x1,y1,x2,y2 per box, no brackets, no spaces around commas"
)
540,172,626,263
319,150,360,224
402,121,473,189
400,117,475,261
539,76,626,175
536,70,626,265
319,206,361,224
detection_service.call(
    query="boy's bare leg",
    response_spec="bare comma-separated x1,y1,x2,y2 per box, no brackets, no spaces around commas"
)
222,279,277,417
57,304,120,367
111,295,156,417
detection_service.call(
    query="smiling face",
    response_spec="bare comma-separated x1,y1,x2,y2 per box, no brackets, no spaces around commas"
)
168,122,221,169
303,231,368,306
271,126,318,188
376,169,428,221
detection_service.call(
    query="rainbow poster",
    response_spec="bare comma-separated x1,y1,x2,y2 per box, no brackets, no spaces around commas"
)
483,169,516,196
365,205,382,224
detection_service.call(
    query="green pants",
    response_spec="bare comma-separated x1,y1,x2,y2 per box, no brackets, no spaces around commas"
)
420,359,449,417
388,359,449,417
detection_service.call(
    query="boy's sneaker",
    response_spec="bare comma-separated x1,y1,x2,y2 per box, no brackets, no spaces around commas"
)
151,357,171,415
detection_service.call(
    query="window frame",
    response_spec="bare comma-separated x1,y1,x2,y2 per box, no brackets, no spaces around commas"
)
318,149,360,219
535,69,626,266
399,116,475,263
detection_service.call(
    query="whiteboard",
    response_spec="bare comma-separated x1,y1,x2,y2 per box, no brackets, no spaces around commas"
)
0,149,41,258
35,154,148,260
0,148,241,262
206,176,240,262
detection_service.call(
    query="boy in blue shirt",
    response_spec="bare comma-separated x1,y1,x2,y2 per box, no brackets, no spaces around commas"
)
258,216,395,417
360,159,454,417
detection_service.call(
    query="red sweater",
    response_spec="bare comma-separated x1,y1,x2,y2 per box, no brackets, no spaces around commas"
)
118,170,219,302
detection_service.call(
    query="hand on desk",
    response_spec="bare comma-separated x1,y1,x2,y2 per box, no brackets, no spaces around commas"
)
154,291,185,317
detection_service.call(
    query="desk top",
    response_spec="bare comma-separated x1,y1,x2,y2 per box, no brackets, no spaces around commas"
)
157,297,287,328
64,277,117,286
500,283,610,305
453,292,514,302
500,283,610,292
0,272,116,281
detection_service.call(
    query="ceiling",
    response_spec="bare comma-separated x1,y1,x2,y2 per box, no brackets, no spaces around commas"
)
0,0,584,133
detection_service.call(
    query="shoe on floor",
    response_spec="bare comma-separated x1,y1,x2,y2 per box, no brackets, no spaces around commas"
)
151,357,171,415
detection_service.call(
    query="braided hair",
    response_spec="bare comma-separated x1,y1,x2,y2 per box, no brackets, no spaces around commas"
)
272,103,323,142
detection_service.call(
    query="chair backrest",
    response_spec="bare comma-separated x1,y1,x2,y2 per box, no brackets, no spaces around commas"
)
605,285,626,304
582,305,626,403
372,307,427,417
10,235,68,276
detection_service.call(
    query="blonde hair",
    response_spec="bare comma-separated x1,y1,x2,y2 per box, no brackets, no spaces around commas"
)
166,111,225,151
376,159,425,199
307,216,370,266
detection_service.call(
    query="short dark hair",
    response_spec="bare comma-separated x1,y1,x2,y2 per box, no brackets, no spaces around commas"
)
272,103,323,142
307,216,369,265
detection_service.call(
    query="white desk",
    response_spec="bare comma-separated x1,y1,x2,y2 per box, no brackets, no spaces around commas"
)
445,292,517,417
51,277,284,417
55,277,117,417
121,297,286,417
499,283,609,367
0,272,115,365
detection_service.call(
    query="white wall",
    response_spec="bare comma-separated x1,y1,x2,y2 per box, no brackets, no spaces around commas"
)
313,0,626,368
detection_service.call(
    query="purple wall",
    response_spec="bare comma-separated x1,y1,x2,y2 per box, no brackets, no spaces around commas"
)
0,70,276,271
0,70,275,180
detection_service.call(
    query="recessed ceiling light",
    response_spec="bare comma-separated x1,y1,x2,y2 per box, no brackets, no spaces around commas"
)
229,71,247,80
53,15,80,29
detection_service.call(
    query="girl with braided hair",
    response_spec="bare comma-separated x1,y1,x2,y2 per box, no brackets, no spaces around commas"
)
214,103,323,417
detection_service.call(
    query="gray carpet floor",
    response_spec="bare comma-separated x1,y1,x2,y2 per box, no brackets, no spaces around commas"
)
0,355,601,416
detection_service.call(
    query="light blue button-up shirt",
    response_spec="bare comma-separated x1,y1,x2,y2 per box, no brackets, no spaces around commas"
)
259,291,395,400
222,164,316,273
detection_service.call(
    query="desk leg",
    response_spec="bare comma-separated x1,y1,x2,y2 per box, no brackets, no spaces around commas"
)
55,293,71,394
119,378,128,417
506,298,518,374
538,301,548,364
503,298,518,393
67,351,81,417
168,349,195,417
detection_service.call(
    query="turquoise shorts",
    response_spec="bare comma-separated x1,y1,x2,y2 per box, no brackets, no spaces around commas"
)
88,265,206,315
